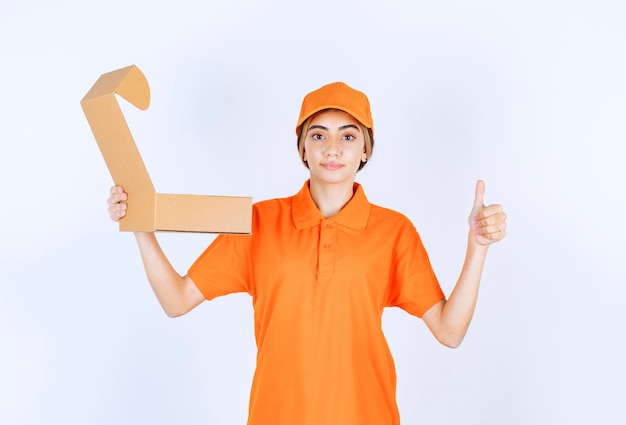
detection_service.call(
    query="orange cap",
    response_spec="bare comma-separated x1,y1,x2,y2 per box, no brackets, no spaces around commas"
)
295,82,374,136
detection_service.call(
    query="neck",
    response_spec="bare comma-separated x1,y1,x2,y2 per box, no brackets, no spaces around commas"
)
308,178,355,218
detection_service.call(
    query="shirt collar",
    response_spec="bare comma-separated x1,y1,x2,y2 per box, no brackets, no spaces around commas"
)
292,180,371,231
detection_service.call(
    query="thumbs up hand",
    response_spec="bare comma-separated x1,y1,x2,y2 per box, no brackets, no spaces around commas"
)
469,180,507,246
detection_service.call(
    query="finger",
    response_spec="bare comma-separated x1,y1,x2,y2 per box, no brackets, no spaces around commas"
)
107,191,128,206
476,220,506,238
116,206,127,218
110,185,125,195
488,229,506,241
108,202,127,220
476,208,506,225
475,204,504,221
108,201,127,212
477,221,506,236
473,180,485,209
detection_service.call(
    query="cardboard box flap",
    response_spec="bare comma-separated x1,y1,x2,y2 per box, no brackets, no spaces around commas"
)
81,65,251,234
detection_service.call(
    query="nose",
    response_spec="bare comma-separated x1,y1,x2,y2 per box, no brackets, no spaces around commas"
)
323,136,341,157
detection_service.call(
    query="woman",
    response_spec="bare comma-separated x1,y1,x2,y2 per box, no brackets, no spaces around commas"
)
107,82,507,425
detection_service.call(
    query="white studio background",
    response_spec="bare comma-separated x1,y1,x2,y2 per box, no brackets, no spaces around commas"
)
1,1,625,424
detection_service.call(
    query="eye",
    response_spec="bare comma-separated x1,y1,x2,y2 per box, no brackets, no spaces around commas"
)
342,134,356,141
310,133,325,141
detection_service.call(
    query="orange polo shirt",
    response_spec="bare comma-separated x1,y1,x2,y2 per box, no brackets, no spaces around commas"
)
188,181,444,425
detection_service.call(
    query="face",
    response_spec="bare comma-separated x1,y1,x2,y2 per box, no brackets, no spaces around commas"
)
303,109,367,187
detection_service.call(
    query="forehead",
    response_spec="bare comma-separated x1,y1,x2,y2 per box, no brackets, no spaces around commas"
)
308,109,360,127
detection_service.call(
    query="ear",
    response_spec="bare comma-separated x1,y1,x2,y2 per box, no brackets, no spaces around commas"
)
361,150,367,162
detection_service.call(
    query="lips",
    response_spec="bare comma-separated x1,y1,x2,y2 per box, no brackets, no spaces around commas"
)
321,162,343,170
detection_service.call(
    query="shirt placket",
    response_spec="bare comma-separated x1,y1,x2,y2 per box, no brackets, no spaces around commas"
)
317,219,337,282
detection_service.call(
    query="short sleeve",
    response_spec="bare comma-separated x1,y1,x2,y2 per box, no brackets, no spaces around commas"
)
188,233,253,300
385,223,445,317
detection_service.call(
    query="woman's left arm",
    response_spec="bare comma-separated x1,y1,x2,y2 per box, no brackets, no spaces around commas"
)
422,180,507,348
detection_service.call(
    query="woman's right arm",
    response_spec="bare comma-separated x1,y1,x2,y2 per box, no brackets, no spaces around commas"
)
108,186,205,317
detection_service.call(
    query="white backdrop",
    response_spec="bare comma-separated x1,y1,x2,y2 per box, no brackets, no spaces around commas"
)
1,1,625,424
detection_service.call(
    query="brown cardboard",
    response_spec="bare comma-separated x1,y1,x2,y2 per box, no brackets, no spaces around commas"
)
81,65,252,234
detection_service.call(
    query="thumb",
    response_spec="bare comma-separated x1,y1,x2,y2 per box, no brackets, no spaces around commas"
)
473,179,485,209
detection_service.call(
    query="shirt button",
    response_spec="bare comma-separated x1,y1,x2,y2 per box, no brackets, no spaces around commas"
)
323,244,331,248
326,223,333,228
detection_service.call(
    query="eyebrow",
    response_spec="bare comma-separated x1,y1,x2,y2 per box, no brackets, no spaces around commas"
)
308,124,361,133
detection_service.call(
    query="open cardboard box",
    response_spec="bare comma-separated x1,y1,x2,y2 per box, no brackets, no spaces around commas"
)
81,65,252,234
